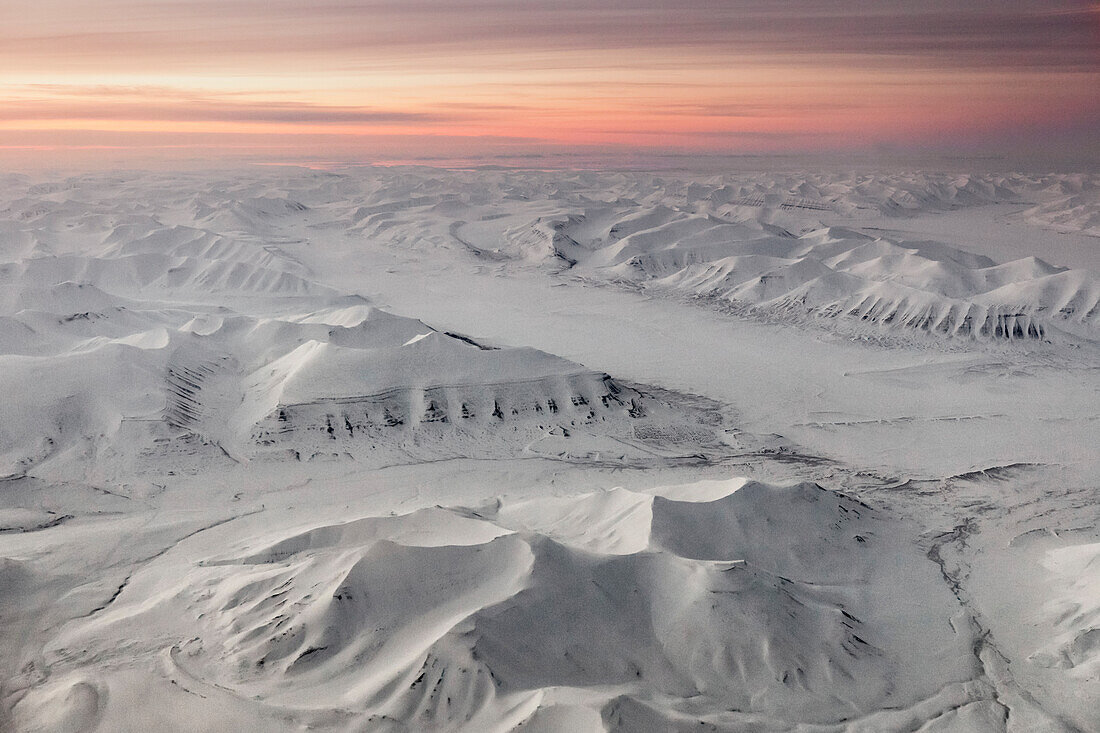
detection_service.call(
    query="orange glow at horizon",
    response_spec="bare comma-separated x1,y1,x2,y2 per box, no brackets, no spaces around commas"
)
1,1,1097,167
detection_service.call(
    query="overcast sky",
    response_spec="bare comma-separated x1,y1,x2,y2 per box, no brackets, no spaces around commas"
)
2,0,1097,167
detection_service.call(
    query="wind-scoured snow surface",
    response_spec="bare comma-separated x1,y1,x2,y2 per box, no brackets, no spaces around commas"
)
0,168,1097,732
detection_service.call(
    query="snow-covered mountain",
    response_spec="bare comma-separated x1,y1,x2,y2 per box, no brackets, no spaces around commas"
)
1,168,1095,733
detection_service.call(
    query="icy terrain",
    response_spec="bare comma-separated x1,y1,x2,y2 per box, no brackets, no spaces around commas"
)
0,168,1097,732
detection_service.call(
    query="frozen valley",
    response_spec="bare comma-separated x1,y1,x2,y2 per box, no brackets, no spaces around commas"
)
0,167,1097,732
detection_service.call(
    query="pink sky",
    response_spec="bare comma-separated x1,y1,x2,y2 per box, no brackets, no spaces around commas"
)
1,1,1098,168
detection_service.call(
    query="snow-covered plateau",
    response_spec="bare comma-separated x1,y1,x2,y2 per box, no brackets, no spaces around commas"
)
0,167,1097,732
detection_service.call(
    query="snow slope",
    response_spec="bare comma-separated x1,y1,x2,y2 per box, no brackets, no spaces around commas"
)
19,481,989,732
